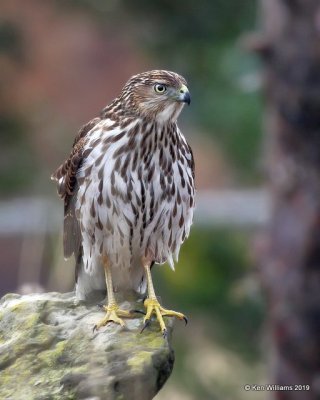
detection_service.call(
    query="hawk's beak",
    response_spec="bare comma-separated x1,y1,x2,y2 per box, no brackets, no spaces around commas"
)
178,84,191,105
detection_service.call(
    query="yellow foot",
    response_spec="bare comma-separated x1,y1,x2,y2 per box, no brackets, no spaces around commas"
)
93,303,134,332
141,298,188,338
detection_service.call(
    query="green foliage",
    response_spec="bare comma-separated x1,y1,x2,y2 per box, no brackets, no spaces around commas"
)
154,228,265,359
0,115,37,194
0,20,24,62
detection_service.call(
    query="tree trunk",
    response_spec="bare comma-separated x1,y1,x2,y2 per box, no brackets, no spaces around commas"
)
256,0,320,398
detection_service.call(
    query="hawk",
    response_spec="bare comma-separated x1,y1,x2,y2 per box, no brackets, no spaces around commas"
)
52,70,195,336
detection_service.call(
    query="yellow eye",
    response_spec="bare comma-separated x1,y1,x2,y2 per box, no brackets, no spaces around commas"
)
154,84,166,94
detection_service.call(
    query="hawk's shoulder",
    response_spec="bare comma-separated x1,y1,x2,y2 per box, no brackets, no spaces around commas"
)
51,117,101,197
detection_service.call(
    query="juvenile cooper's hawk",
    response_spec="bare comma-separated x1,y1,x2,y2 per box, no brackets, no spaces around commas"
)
52,70,195,336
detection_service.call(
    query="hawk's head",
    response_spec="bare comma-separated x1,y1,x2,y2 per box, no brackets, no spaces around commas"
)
120,70,190,122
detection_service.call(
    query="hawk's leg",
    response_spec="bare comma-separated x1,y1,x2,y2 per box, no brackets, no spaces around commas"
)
93,256,133,331
141,259,187,338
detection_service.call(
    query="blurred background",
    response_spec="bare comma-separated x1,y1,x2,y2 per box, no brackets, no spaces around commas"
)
0,1,268,398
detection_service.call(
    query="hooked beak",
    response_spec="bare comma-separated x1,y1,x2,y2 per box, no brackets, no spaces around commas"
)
178,84,191,105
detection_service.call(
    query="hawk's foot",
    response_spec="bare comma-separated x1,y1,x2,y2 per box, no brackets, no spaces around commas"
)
141,298,187,338
93,303,133,331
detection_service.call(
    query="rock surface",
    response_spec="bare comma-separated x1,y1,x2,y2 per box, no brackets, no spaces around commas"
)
0,291,174,400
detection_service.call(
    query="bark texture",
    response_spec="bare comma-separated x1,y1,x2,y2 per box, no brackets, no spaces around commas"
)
257,0,320,398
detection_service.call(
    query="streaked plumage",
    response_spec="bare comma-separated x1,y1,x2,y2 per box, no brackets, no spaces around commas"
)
52,70,195,310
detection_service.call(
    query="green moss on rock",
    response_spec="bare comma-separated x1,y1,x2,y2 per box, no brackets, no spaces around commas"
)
0,292,175,400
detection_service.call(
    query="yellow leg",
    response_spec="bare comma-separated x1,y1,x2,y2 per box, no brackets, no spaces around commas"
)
93,256,134,331
141,259,187,338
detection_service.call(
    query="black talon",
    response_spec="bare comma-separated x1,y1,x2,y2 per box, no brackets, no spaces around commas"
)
130,309,146,315
97,303,104,309
183,316,188,325
140,319,150,333
93,325,98,333
162,329,168,339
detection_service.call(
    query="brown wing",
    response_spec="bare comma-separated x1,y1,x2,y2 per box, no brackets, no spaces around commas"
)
51,117,101,259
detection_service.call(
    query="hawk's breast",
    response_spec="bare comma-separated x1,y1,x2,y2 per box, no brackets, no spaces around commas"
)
76,118,195,277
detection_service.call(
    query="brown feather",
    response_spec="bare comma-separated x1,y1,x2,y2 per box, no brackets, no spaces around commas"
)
51,117,101,259
187,143,195,180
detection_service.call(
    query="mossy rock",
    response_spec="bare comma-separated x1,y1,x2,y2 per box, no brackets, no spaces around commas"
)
0,291,174,400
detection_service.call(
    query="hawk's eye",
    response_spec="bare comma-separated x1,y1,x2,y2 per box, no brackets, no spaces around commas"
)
154,84,166,94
